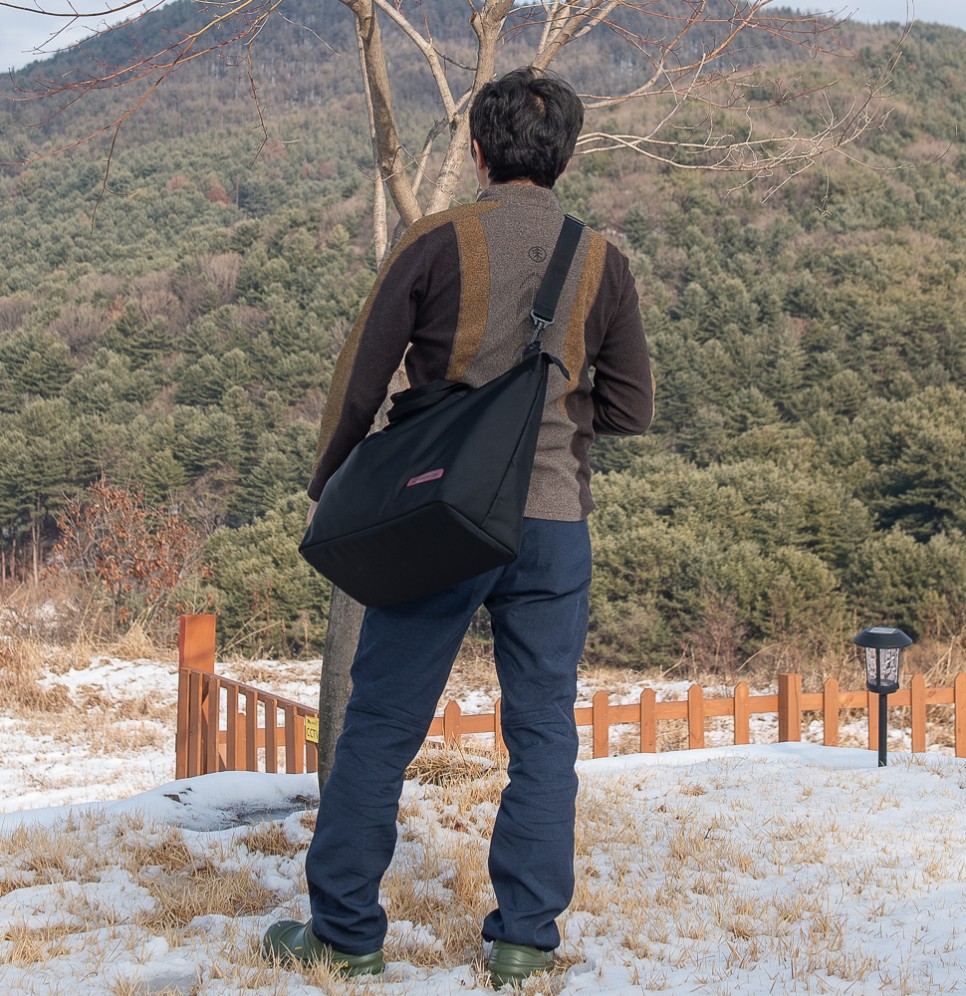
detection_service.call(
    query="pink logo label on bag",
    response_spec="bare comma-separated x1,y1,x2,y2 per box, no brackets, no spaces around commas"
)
407,468,445,487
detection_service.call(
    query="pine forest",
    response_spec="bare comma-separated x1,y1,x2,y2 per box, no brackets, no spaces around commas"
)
1,0,965,675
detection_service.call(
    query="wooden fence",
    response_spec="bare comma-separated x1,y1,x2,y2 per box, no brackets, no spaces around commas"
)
174,614,966,778
176,615,320,778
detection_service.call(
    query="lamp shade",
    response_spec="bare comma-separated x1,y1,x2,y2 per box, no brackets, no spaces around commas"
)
853,627,913,695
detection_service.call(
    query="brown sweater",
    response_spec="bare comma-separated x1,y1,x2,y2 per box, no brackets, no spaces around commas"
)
308,183,654,519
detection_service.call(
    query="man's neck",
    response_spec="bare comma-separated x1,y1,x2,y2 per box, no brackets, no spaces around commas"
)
478,174,539,190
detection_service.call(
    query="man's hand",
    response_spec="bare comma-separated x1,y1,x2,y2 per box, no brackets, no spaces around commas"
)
307,500,319,526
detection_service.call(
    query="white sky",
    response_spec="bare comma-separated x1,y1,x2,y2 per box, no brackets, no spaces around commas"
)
1,1,964,74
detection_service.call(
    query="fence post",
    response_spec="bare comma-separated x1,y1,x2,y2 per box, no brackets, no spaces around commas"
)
910,674,926,754
264,698,278,773
205,675,222,774
867,689,879,752
245,690,258,772
955,674,966,759
592,691,610,758
443,700,462,747
777,674,802,743
687,684,705,750
182,670,204,778
284,705,302,773
734,681,750,745
176,614,216,779
823,677,839,747
639,688,656,753
293,712,307,774
225,684,240,771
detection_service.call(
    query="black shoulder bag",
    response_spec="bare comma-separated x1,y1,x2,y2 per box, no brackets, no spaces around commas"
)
299,215,584,608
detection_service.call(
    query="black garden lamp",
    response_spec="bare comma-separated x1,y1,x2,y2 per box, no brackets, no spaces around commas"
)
853,626,913,767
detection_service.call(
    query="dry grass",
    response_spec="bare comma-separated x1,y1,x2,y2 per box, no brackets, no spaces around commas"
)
0,923,83,965
891,633,966,687
0,813,107,888
137,863,276,932
0,874,32,899
240,822,301,858
226,659,321,688
387,745,505,965
446,646,501,696
405,743,501,787
0,815,127,966
0,812,277,973
0,633,177,795
110,623,163,662
102,822,280,934
663,629,966,696
28,746,496,982
4,694,173,764
0,637,72,713
572,760,953,994
1,607,963,991
108,983,189,996
114,823,193,876
0,747,959,992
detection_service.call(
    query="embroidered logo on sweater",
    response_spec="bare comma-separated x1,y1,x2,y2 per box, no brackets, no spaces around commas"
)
407,469,445,487
528,246,547,262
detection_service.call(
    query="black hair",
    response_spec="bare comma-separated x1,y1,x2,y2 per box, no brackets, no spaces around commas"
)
469,67,584,189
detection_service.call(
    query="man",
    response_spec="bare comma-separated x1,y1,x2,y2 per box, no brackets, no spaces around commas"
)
263,67,653,987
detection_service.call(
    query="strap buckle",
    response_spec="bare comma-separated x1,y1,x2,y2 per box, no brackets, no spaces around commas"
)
525,311,552,356
530,309,553,334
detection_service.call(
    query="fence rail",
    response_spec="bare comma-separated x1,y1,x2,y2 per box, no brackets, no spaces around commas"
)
174,614,966,778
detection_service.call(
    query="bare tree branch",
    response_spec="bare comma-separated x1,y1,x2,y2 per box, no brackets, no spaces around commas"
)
371,0,457,118
343,0,422,226
410,116,450,201
1,0,159,17
356,21,389,264
3,0,903,226
532,0,621,70
424,0,513,215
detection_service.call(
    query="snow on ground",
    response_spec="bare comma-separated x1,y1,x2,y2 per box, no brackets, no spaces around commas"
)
2,655,180,812
0,649,948,813
0,746,964,994
2,652,964,993
0,653,778,814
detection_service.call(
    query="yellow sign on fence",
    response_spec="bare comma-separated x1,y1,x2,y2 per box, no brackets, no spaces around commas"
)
304,716,320,744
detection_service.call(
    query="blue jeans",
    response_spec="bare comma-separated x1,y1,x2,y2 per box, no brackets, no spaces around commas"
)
304,518,592,954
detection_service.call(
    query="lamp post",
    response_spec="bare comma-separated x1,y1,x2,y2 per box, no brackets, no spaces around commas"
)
853,626,913,767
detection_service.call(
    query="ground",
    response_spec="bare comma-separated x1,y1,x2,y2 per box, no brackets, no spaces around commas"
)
1,640,963,993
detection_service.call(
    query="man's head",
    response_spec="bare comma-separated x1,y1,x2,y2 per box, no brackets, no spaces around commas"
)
469,67,584,189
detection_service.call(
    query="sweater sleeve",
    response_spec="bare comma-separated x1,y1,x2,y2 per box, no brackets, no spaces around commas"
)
307,234,430,501
589,245,655,436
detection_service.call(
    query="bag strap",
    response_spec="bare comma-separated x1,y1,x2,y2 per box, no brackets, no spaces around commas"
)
386,379,470,425
526,214,585,355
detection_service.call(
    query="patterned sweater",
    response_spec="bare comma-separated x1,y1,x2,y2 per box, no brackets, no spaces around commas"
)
308,182,654,520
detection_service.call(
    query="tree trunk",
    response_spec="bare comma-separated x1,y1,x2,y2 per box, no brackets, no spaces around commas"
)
315,355,409,791
31,510,40,586
316,585,367,790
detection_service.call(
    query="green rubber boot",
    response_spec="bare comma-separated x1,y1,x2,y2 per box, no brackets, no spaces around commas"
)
262,919,384,977
486,941,555,988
